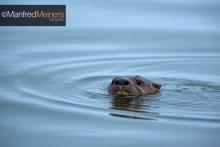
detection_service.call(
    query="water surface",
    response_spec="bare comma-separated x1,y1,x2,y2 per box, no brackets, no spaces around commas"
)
1,0,220,147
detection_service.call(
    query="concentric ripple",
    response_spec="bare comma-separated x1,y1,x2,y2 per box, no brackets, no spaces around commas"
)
15,53,220,122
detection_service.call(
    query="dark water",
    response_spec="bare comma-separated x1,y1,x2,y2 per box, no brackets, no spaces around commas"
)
1,0,220,147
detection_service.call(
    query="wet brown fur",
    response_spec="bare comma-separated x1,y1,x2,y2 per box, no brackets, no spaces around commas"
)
108,75,161,97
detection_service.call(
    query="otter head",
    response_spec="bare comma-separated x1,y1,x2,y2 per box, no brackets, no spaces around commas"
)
108,75,161,97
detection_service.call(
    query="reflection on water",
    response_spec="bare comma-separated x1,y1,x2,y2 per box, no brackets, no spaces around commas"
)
110,96,159,120
111,97,145,110
1,0,220,146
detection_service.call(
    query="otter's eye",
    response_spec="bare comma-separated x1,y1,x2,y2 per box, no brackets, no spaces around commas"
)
136,80,144,86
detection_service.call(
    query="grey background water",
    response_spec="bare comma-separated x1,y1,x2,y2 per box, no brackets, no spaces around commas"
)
1,0,220,147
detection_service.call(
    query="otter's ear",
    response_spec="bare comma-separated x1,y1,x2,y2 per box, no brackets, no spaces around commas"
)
152,83,161,90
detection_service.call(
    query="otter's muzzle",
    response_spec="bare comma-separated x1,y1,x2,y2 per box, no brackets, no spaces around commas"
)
115,79,130,85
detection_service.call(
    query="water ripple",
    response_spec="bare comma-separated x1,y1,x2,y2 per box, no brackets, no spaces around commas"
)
11,54,220,123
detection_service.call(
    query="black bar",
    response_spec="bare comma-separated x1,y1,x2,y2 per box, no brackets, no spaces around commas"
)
0,5,66,26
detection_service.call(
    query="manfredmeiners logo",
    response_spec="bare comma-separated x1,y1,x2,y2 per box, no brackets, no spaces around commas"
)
0,5,66,26
1,10,65,21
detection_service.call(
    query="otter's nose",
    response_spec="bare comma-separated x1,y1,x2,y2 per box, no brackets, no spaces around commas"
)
115,79,130,85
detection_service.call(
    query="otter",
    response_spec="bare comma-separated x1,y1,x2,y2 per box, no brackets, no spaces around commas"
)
108,75,161,97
